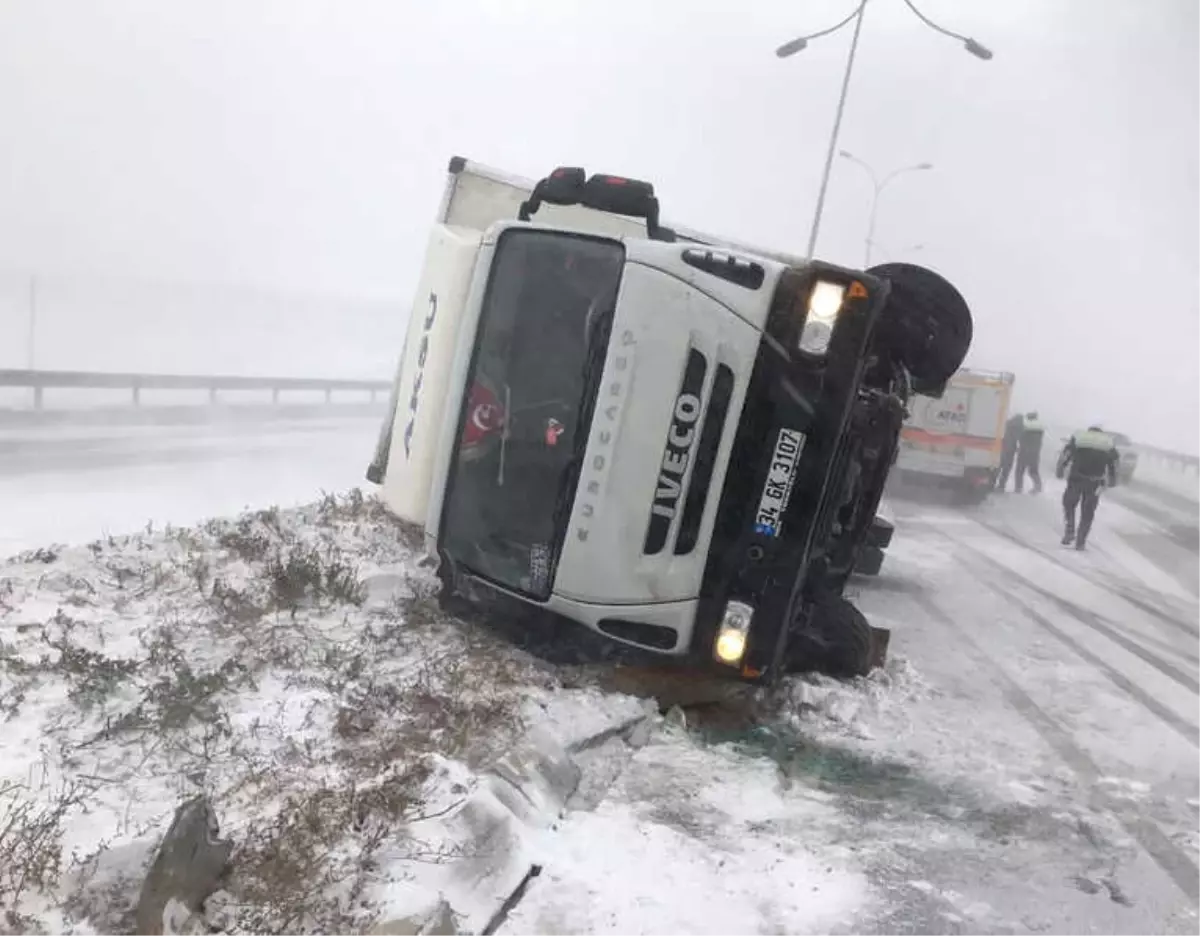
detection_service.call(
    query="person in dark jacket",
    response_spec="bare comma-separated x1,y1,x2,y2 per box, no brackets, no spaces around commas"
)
994,412,1024,492
1015,411,1045,493
1056,426,1119,550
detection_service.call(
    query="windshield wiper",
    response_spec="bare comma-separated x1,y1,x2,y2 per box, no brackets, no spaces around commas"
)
497,383,511,487
551,295,616,532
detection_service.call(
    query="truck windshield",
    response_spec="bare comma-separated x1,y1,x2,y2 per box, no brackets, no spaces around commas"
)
440,228,624,600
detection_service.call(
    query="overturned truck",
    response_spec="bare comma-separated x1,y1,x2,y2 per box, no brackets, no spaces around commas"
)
367,157,973,683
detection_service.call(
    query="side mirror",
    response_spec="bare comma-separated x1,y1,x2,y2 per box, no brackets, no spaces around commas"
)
519,168,673,241
518,167,586,221
539,167,587,206
581,174,657,220
869,262,973,397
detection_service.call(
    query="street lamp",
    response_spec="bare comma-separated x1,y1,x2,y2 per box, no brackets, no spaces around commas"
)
775,0,993,260
838,150,932,266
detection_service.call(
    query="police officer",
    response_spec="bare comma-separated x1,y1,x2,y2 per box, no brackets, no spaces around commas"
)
1015,411,1045,494
994,411,1024,492
1055,425,1119,550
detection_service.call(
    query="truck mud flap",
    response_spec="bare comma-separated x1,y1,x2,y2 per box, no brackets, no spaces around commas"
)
853,543,885,577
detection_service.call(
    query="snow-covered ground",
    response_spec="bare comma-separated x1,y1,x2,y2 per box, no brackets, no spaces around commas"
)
0,495,650,933
0,416,381,557
1,422,1196,934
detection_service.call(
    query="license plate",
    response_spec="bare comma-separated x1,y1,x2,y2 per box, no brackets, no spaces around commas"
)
753,428,805,537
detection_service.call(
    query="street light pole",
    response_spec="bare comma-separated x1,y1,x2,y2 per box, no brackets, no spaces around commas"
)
774,0,992,261
839,151,932,266
803,1,867,262
866,178,881,266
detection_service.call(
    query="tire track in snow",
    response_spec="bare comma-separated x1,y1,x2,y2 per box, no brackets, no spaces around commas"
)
974,517,1198,642
909,590,1200,904
899,501,1198,663
955,553,1198,748
945,532,1199,699
1124,479,1200,518
1109,485,1199,540
927,523,1199,746
1015,579,1197,695
1112,530,1200,600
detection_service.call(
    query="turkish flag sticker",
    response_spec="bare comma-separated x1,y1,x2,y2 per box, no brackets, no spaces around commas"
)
461,381,506,450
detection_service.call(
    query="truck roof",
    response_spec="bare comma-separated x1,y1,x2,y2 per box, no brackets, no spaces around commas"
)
441,156,807,268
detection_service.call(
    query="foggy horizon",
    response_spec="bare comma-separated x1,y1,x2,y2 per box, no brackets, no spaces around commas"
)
1,0,1197,453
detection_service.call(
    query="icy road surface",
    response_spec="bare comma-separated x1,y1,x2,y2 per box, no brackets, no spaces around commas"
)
0,415,380,557
503,481,1199,936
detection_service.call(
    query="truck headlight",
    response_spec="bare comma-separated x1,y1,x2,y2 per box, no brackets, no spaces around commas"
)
798,280,846,356
713,600,754,666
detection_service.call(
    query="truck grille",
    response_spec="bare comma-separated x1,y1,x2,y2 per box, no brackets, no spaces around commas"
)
676,363,733,555
643,349,733,557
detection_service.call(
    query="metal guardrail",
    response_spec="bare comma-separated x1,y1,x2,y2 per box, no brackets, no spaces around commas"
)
5,369,1197,476
0,368,390,408
1132,443,1200,476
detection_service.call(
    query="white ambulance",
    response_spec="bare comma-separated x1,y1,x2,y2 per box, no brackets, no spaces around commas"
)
894,367,1015,501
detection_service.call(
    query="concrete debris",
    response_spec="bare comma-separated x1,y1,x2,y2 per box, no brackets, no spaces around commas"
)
371,898,458,935
134,796,232,936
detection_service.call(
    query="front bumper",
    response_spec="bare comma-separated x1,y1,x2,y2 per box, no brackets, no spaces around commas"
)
691,264,890,683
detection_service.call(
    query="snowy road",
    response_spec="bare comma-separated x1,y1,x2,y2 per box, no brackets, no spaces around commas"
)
0,415,381,556
505,481,1199,935
842,486,1198,932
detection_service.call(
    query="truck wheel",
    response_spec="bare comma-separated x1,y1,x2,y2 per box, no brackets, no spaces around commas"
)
786,596,874,679
870,262,973,397
854,544,885,577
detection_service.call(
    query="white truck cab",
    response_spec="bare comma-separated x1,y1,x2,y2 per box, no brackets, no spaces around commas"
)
368,158,974,682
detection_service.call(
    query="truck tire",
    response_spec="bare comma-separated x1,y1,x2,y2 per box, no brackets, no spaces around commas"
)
866,516,894,550
853,543,885,577
870,262,973,397
786,596,874,679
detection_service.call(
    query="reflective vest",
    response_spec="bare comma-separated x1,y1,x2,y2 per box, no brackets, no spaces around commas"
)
1073,429,1114,451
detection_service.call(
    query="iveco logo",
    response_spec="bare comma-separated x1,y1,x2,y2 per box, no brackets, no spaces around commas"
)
644,349,708,554
650,394,701,521
402,292,438,459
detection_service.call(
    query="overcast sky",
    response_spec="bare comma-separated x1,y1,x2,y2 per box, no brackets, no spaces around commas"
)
0,0,1196,451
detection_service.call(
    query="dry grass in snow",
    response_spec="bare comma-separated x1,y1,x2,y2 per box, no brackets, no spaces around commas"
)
0,490,557,934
